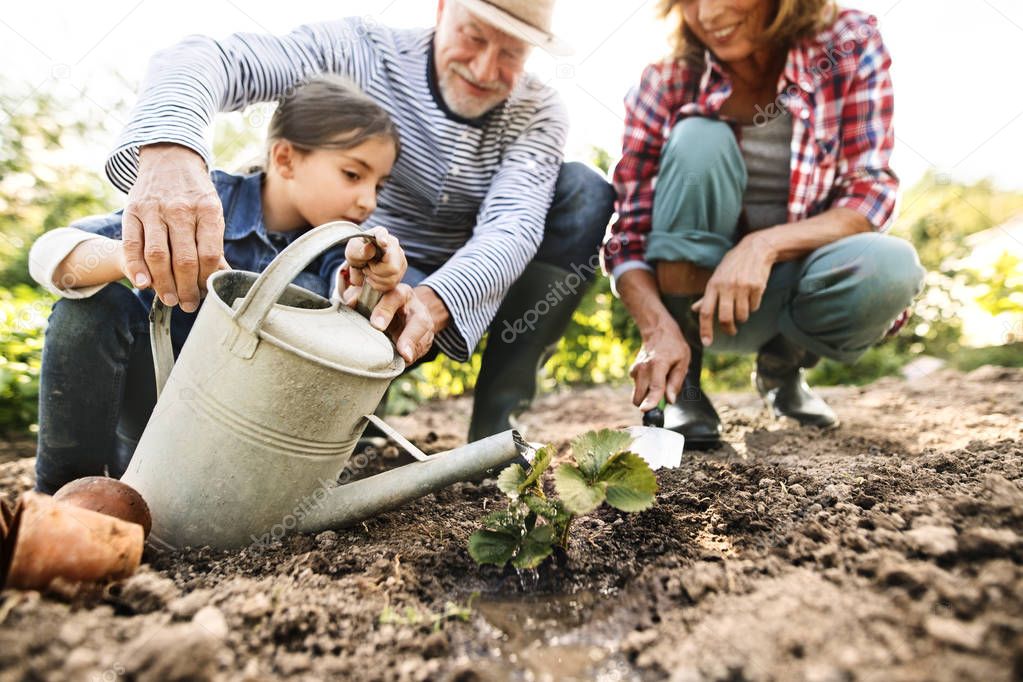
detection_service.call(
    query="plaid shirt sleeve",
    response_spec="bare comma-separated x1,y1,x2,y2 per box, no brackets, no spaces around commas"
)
602,62,682,276
830,22,898,231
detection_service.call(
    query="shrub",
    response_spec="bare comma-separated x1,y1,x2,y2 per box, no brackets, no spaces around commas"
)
0,286,53,435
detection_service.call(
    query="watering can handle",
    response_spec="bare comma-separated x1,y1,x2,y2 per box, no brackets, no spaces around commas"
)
232,221,383,341
149,221,385,396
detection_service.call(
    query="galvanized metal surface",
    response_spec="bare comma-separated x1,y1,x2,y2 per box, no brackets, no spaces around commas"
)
123,221,522,550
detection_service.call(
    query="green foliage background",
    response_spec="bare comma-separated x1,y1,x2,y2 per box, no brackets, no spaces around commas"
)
2,88,1022,437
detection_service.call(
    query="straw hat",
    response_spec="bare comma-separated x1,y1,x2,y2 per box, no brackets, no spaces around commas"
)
454,0,573,56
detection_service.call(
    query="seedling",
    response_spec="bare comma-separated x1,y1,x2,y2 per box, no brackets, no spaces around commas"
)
468,429,657,570
378,594,478,632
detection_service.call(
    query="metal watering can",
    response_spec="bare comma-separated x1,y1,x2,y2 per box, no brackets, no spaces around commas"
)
120,221,526,550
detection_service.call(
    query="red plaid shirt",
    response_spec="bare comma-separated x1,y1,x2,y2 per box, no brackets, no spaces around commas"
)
603,9,897,275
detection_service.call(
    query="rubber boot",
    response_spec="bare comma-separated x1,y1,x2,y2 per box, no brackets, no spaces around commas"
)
468,261,588,442
645,295,722,449
753,334,839,428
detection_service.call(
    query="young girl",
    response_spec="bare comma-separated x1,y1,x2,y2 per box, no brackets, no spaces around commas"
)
29,75,421,494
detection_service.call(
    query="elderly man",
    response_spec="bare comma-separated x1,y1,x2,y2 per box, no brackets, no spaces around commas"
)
110,0,615,440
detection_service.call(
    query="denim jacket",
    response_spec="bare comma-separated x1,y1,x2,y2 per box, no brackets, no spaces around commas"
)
70,169,345,301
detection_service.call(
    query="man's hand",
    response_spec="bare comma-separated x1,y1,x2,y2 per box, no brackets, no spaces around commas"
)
412,285,450,337
123,144,226,312
630,322,690,412
352,283,435,363
693,233,776,346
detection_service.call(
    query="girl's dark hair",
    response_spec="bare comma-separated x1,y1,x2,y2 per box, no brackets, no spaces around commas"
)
266,74,400,159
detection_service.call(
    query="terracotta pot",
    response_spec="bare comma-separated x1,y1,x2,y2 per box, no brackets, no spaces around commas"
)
54,477,152,538
1,492,144,591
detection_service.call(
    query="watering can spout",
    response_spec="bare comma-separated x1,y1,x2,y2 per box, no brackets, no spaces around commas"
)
296,430,528,534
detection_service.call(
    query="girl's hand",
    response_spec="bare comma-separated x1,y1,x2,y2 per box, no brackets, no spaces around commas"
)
692,234,776,346
341,227,407,300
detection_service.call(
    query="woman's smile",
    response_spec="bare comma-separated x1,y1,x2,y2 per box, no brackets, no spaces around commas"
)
707,22,741,44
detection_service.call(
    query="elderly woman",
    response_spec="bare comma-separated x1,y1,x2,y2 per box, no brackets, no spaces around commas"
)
603,0,925,448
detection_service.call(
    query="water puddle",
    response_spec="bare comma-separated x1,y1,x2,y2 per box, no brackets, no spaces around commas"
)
470,590,642,681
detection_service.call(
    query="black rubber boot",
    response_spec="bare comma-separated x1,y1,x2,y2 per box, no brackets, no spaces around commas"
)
468,261,588,442
753,334,838,428
644,295,722,449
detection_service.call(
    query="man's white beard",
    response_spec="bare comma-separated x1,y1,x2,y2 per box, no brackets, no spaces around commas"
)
437,64,509,119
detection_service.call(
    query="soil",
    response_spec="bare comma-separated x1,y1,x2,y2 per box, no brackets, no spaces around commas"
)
0,366,1021,681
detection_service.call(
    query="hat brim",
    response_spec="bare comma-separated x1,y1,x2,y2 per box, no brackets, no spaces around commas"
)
454,0,574,57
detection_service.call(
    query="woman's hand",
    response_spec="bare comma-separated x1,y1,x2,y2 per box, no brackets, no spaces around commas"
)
630,322,691,412
615,268,692,412
341,226,406,297
693,233,776,346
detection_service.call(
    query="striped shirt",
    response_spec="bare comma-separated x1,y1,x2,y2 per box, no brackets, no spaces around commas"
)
106,18,569,361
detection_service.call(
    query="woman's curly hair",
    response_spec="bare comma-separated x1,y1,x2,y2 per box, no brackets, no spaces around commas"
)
659,0,837,63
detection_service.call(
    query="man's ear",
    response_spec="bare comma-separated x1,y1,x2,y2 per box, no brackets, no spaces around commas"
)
436,0,446,26
270,140,297,179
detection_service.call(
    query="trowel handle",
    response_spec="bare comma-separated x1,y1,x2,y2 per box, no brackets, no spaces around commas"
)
355,284,383,320
351,236,385,319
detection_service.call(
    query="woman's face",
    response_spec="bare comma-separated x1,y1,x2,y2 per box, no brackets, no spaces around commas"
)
279,135,397,228
681,0,775,65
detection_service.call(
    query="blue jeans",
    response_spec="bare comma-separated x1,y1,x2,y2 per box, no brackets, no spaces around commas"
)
33,285,198,493
405,161,614,363
648,117,925,363
34,162,614,492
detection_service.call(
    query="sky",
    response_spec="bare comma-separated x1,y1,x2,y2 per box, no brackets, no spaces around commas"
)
1,0,1022,195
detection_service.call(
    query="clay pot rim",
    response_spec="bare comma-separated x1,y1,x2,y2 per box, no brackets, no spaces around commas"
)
3,492,143,592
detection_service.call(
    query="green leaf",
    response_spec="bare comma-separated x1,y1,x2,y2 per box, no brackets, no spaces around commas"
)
601,451,658,512
511,524,555,569
523,494,572,534
524,510,537,532
468,528,519,566
481,509,524,532
521,446,553,490
496,463,527,498
553,463,606,515
571,429,634,479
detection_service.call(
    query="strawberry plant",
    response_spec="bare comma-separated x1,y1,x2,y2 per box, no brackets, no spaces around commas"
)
468,429,657,569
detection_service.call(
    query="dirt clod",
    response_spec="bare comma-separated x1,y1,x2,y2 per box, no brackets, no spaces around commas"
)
904,524,958,556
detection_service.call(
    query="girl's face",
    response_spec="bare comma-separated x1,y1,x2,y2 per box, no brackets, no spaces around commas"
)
276,135,397,228
681,0,775,66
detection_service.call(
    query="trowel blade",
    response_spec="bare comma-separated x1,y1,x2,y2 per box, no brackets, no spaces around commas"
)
624,426,684,470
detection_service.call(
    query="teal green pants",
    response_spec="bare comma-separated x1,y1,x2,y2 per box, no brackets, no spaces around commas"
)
648,117,925,363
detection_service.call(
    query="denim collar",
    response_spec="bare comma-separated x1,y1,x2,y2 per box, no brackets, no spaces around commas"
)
221,170,268,241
